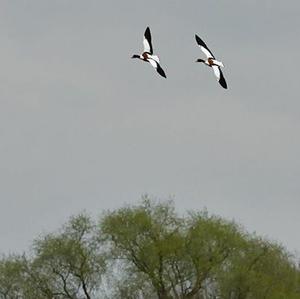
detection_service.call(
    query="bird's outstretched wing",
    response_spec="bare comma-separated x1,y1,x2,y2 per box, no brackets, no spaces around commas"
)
143,27,153,54
212,65,227,89
195,34,215,59
148,59,166,78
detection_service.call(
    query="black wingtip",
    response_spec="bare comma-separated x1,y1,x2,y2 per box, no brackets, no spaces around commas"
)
195,34,201,44
158,70,167,79
156,64,167,78
219,77,227,89
195,34,206,47
217,67,227,89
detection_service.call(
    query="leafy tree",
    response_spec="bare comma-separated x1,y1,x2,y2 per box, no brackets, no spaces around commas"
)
1,198,299,299
217,236,300,299
28,213,106,299
181,211,244,298
101,199,182,299
0,255,25,299
101,199,243,299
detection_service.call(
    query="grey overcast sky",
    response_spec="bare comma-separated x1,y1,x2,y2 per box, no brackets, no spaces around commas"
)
0,0,299,254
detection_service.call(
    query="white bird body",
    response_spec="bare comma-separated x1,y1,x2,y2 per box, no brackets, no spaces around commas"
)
150,55,160,63
211,59,224,67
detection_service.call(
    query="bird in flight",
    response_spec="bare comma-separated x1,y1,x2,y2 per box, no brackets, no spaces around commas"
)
195,34,227,89
131,27,167,78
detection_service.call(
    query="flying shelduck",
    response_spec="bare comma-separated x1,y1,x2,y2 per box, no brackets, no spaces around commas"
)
131,27,166,78
195,34,227,89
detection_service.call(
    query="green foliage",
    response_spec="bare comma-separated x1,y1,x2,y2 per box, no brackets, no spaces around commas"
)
0,198,299,299
0,255,25,299
101,199,300,299
28,213,106,299
181,212,244,298
101,199,183,298
218,237,300,299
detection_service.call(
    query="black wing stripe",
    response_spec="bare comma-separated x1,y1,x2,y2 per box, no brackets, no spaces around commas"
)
144,27,153,54
218,68,227,89
195,34,215,58
156,63,166,78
